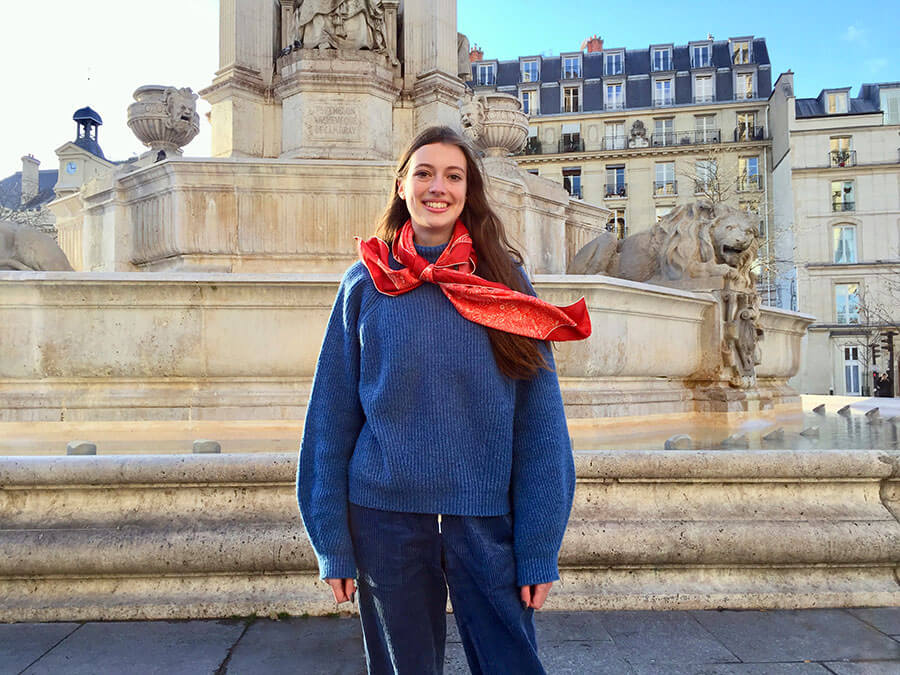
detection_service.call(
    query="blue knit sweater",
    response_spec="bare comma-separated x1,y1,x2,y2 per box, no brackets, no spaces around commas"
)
297,243,576,587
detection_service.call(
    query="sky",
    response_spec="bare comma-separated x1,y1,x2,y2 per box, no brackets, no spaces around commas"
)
1,0,898,179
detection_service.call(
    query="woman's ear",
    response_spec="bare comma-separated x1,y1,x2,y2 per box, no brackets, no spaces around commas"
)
396,179,404,200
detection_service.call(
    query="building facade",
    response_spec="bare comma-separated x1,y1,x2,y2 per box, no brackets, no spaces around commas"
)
471,36,775,294
770,73,900,396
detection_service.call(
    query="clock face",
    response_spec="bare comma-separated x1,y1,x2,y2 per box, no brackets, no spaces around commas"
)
66,161,77,175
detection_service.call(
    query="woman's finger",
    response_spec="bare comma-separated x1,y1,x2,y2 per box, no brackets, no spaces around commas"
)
520,585,532,608
325,578,350,603
530,582,553,610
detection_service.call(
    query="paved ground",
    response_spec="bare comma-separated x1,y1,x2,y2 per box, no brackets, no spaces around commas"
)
1,608,898,674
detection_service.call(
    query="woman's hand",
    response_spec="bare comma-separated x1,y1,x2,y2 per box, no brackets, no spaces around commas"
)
325,577,357,604
520,582,553,610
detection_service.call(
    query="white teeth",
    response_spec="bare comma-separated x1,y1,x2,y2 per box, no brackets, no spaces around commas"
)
424,201,448,208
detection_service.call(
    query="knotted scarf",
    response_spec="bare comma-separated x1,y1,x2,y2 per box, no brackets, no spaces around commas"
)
356,220,591,341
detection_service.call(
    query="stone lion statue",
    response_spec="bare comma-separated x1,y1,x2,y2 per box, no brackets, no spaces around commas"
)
569,202,760,290
0,221,74,271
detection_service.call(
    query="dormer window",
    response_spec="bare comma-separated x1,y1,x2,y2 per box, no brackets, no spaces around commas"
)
604,51,624,75
827,92,849,114
476,62,495,86
732,40,751,64
521,59,540,83
691,43,712,68
562,54,582,79
652,46,672,71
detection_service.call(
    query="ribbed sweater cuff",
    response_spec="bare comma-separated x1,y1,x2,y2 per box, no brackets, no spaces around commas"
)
515,555,560,587
318,554,358,581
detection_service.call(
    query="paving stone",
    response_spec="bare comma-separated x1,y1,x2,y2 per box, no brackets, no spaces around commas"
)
600,611,739,666
631,663,829,674
823,662,900,674
539,640,636,674
535,610,614,643
0,623,80,675
20,620,244,675
847,607,900,635
224,616,364,675
691,609,900,663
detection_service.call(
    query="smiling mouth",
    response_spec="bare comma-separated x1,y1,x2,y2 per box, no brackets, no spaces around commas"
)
424,201,449,209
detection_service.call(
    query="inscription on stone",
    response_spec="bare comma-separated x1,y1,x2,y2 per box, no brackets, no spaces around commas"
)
307,103,361,140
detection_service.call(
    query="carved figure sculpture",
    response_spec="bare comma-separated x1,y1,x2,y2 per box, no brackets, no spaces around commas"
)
568,202,760,291
0,221,74,271
628,120,649,148
457,33,472,81
458,90,487,142
293,0,388,53
165,87,200,139
722,290,764,387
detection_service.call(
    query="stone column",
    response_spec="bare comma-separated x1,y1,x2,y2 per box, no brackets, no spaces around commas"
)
200,0,281,158
399,0,465,136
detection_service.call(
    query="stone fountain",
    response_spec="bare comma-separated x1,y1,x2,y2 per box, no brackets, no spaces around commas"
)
0,1,895,622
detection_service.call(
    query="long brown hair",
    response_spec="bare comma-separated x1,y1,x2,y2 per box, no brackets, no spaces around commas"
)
375,126,549,379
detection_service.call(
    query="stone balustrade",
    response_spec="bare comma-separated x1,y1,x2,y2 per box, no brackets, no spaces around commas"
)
1,449,897,621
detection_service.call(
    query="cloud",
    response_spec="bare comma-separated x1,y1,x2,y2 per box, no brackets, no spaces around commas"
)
842,25,865,42
865,57,888,74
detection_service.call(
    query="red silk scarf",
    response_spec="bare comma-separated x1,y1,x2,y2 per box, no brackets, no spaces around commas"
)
356,220,591,341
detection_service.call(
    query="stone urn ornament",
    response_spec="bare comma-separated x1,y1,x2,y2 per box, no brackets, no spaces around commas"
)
458,90,528,157
127,85,200,158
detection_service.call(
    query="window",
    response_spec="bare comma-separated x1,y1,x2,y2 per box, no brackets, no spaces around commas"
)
695,115,719,143
605,82,624,110
604,51,623,75
739,156,760,191
732,40,750,65
692,44,711,68
827,92,848,114
521,90,538,115
736,112,757,141
694,75,713,103
607,208,626,239
843,346,861,395
830,136,854,167
695,159,717,193
736,72,754,100
521,60,539,83
562,55,581,79
881,87,900,124
605,122,625,150
654,78,673,106
653,118,674,146
832,180,855,212
524,126,541,154
655,162,676,195
560,123,582,152
833,225,857,264
476,63,495,86
652,47,671,71
835,284,859,324
563,86,581,113
563,168,582,199
605,165,626,198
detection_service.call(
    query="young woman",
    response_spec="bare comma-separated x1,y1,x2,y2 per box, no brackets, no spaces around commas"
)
297,126,591,674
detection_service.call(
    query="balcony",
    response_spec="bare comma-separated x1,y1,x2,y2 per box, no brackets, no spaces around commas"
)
654,180,677,196
523,137,542,155
558,137,585,153
830,150,857,168
733,126,767,142
832,201,856,212
734,91,756,100
691,129,722,144
602,136,627,150
651,132,676,147
604,183,628,199
738,175,763,192
604,101,625,111
693,94,714,104
653,97,675,107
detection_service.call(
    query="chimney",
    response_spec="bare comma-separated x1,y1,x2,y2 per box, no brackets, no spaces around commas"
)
20,155,40,206
583,35,603,53
469,44,483,62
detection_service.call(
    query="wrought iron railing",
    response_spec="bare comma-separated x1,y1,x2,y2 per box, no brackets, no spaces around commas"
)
734,91,756,100
733,126,767,142
523,137,542,155
738,175,763,191
653,97,675,107
653,180,677,196
832,201,856,212
651,132,676,147
693,94,714,104
604,183,628,198
604,101,625,111
602,137,628,150
829,150,857,167
558,137,585,153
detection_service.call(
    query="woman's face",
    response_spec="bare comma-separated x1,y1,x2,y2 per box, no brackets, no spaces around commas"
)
397,142,468,246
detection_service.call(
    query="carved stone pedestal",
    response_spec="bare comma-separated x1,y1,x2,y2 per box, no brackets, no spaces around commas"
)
276,49,400,160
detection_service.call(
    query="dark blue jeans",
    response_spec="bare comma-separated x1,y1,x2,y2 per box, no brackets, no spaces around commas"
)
348,503,546,675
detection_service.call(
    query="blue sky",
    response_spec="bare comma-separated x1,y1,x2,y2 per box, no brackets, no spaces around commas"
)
1,0,897,178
